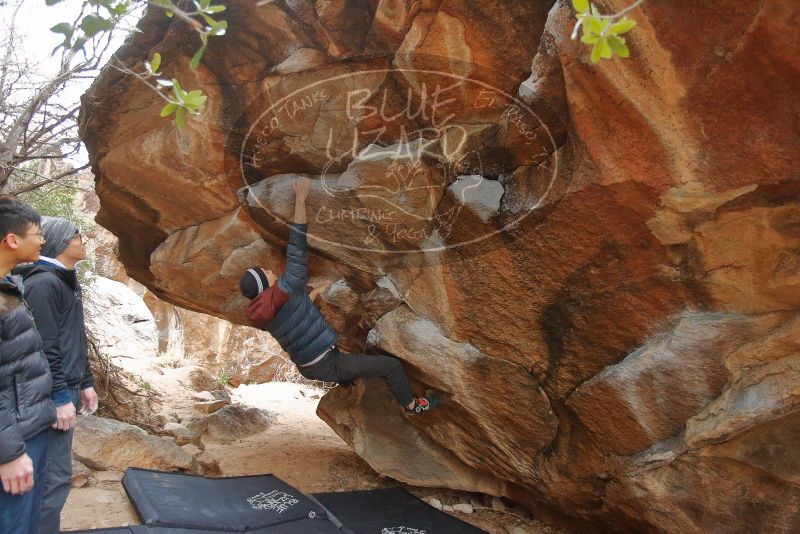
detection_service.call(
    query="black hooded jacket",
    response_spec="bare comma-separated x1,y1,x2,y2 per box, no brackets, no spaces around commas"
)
14,261,93,403
0,276,56,463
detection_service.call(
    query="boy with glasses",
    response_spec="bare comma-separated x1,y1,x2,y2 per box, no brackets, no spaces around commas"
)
15,216,97,534
0,198,57,534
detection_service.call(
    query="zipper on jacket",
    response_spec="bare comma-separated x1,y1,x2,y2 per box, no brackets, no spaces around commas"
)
12,374,21,420
21,297,36,321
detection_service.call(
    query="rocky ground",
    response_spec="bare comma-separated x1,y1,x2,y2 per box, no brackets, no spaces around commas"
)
61,359,560,534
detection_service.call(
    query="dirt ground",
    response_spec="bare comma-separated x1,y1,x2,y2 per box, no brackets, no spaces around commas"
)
61,374,559,534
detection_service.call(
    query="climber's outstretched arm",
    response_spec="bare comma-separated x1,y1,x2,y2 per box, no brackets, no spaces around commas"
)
279,178,311,294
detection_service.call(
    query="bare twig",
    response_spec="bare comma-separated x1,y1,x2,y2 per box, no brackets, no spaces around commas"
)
7,163,90,195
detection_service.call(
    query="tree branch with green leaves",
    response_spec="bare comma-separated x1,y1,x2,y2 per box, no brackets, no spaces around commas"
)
48,0,226,128
571,0,642,63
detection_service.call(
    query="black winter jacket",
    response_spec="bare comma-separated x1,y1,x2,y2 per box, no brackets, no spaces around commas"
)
0,276,56,464
14,261,93,406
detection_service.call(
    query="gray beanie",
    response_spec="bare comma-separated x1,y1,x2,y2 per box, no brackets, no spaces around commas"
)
40,216,79,259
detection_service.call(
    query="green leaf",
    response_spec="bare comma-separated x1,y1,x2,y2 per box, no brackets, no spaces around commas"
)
591,40,602,63
209,20,227,36
200,13,216,28
50,22,73,37
572,0,589,14
45,0,65,5
109,2,129,16
160,102,178,117
581,33,599,44
184,89,204,108
584,17,604,35
607,35,630,58
80,14,114,37
189,42,207,69
150,52,161,73
174,106,186,129
598,36,613,59
206,5,226,13
200,14,228,35
609,18,636,36
173,89,185,105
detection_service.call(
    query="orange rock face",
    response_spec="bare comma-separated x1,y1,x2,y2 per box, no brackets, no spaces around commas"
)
80,1,800,531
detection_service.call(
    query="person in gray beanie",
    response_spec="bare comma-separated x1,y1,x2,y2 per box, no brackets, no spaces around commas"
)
13,216,97,534
38,217,79,259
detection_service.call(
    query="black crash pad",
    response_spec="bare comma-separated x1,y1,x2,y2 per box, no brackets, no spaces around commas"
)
64,521,338,534
312,487,487,534
122,468,325,532
144,520,339,533
62,528,148,534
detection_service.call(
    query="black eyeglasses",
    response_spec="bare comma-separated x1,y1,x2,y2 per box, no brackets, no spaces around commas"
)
5,232,45,242
63,232,84,245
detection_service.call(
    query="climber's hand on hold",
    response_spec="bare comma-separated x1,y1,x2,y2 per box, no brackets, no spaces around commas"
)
292,177,311,202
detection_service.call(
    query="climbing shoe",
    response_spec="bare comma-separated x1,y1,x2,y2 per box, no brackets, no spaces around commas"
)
406,396,439,415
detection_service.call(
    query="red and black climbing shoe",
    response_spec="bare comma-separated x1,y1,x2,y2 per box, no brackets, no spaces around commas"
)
406,396,439,415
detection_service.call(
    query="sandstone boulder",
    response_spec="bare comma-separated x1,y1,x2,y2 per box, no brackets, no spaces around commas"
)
74,416,196,472
71,459,92,488
83,276,158,360
228,355,287,386
80,0,800,531
163,422,202,447
194,399,229,414
185,367,218,393
186,404,276,443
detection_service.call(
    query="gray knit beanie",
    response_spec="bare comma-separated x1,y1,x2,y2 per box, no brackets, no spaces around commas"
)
40,216,79,259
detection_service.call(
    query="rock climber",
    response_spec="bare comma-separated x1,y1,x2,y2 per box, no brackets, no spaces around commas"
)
239,177,437,415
